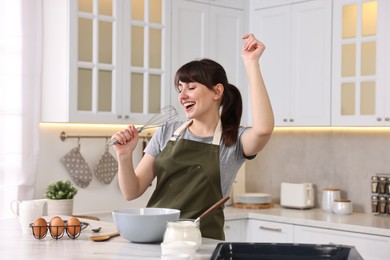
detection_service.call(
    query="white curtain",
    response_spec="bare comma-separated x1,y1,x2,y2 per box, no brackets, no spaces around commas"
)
0,0,42,219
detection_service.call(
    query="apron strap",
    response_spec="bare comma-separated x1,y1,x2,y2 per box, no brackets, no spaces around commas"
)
170,120,193,141
170,120,222,145
212,120,222,145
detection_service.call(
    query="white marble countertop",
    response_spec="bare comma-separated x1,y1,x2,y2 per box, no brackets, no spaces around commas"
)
0,217,219,259
224,206,390,237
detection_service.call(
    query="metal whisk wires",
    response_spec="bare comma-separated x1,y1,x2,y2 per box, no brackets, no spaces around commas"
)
107,105,178,146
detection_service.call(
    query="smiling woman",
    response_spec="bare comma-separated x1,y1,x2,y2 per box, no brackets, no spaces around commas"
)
0,0,42,219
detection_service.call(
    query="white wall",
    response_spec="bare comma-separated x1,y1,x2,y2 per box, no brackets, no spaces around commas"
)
35,123,155,215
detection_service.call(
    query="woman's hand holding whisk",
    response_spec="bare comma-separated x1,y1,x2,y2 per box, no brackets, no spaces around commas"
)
111,125,139,155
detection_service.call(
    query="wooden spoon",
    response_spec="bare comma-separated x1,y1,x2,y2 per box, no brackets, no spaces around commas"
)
89,232,120,242
194,196,230,223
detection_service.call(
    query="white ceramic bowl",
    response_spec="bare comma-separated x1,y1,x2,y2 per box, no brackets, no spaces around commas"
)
332,200,353,215
112,208,180,243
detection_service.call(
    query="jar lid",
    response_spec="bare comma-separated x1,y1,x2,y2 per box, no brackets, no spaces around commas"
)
334,199,351,203
322,187,340,191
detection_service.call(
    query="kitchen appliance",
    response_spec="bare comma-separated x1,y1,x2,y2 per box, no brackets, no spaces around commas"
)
211,243,363,260
280,182,315,209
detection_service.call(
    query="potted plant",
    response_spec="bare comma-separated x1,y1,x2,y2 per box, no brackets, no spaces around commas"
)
45,180,78,216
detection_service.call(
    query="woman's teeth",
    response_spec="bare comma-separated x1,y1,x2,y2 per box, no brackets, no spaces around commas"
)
184,102,195,109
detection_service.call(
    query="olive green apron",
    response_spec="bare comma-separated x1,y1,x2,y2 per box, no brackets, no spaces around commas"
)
147,120,225,240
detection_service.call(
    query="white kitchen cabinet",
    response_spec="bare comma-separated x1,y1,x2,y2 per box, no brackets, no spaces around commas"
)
246,219,294,243
224,219,246,242
250,0,332,126
185,0,245,9
250,0,315,10
170,0,246,122
41,0,169,124
294,225,390,260
332,0,390,126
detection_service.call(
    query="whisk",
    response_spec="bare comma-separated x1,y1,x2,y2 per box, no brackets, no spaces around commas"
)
107,105,178,146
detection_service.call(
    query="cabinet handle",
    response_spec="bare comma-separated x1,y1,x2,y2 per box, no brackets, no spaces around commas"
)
289,119,294,122
385,117,390,122
283,119,288,122
124,115,129,119
224,225,231,230
117,115,122,119
259,226,282,232
377,117,382,121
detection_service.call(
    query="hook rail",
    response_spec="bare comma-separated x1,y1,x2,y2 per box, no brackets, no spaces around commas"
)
60,131,152,142
60,132,111,142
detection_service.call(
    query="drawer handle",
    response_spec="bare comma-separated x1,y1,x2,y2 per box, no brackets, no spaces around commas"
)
224,225,231,230
259,226,282,232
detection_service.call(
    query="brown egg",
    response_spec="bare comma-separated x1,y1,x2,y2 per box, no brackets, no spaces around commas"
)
66,217,81,238
32,217,48,239
49,216,65,239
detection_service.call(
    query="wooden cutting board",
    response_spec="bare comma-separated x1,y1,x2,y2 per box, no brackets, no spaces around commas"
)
233,203,273,209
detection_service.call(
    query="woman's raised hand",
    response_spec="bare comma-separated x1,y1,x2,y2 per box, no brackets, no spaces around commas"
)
241,34,265,62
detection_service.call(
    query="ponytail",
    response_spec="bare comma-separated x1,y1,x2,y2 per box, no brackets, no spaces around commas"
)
221,84,242,146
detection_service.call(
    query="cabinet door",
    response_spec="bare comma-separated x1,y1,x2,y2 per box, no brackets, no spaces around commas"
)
224,219,246,242
289,0,331,126
73,0,121,123
209,6,246,123
41,0,168,124
252,6,291,126
170,0,210,121
246,219,294,243
294,225,390,260
170,0,245,122
331,0,388,126
384,1,390,121
251,0,331,126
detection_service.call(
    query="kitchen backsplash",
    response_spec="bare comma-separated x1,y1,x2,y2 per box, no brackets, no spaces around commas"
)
245,129,390,214
36,125,390,215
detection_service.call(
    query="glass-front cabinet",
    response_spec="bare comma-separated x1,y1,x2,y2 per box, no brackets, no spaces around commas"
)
41,0,168,123
332,0,390,126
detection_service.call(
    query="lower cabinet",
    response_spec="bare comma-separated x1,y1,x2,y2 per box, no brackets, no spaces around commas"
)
224,219,246,242
223,219,390,260
246,219,294,243
294,225,390,260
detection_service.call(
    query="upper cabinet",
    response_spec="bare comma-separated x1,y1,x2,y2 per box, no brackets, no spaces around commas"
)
41,0,169,124
250,0,332,126
332,0,390,126
170,0,246,122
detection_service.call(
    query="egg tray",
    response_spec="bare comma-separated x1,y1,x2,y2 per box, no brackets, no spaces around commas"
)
29,220,89,240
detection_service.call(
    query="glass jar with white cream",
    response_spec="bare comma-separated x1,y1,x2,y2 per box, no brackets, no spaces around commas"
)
163,220,202,250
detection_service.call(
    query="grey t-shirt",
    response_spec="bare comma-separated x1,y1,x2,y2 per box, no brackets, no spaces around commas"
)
144,121,255,196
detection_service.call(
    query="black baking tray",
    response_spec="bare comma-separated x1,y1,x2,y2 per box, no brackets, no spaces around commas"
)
210,242,364,260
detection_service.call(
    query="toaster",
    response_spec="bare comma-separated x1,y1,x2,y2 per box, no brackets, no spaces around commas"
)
280,182,315,209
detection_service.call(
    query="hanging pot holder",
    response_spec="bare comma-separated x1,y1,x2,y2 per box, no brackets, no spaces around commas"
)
61,144,93,188
94,143,118,184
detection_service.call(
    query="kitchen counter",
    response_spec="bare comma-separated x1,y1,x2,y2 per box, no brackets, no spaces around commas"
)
224,206,390,237
0,217,219,259
92,205,390,237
